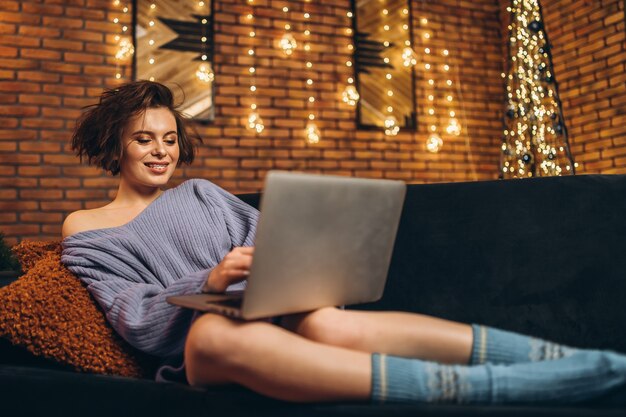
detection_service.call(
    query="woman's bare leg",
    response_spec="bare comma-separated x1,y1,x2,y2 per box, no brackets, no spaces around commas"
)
185,313,371,402
281,308,473,364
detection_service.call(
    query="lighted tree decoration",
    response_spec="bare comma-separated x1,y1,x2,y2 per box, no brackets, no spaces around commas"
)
500,0,576,178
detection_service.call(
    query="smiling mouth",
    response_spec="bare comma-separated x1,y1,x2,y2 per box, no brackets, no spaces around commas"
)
144,163,169,172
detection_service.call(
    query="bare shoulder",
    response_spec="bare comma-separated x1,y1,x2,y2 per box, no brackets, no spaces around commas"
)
62,209,99,239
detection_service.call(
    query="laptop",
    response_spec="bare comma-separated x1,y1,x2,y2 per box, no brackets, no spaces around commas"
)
166,171,406,320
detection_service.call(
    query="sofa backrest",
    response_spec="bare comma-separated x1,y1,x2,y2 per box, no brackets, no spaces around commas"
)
240,174,626,353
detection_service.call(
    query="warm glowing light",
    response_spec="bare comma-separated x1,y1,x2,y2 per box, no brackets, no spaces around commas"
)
115,38,134,60
402,47,417,67
426,133,443,153
195,63,214,83
279,33,297,55
248,112,264,133
446,118,461,136
342,85,360,106
384,116,400,136
305,121,321,144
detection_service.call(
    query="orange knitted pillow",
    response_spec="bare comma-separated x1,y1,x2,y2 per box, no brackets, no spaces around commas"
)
0,241,155,377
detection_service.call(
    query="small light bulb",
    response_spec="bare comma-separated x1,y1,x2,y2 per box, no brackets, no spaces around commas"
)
384,116,400,136
305,121,321,144
426,133,443,153
342,85,360,106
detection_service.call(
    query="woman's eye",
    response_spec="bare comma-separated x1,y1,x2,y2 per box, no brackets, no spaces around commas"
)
136,138,151,144
165,138,178,145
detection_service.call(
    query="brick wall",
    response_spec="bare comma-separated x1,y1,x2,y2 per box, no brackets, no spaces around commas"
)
541,0,626,174
2,0,621,244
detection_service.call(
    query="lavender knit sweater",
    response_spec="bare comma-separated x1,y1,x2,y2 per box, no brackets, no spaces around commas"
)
61,179,259,378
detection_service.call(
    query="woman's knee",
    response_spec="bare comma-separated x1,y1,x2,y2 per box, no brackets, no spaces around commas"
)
184,313,243,385
291,307,365,348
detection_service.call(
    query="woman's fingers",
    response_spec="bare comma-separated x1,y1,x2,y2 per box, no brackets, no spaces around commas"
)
207,247,255,292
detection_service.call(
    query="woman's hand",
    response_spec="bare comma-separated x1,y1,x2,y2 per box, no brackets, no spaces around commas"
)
205,247,254,293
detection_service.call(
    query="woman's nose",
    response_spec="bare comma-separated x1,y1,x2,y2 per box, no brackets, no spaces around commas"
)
152,140,167,156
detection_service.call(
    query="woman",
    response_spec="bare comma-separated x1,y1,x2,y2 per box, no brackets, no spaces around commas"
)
61,80,626,405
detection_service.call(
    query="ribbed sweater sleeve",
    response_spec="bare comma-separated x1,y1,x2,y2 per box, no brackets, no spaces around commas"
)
61,179,259,358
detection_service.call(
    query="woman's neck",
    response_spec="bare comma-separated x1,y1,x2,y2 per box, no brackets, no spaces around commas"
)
110,179,164,209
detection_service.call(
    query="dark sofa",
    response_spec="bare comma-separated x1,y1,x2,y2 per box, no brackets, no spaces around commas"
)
1,174,626,416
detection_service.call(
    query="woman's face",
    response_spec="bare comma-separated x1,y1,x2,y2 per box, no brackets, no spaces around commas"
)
119,107,180,190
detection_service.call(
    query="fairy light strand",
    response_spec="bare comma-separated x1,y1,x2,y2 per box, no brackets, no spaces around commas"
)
304,5,320,144
113,0,133,81
341,10,359,107
382,6,399,136
278,6,297,56
196,2,214,84
246,0,264,133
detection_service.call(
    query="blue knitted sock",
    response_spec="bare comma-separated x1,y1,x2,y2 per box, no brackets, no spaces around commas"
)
371,350,626,405
470,324,577,365
371,353,491,404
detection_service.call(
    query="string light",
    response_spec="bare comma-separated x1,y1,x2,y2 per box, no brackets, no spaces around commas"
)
381,6,398,136
304,4,320,144
246,0,263,133
195,1,214,84
500,0,575,178
113,0,133,80
278,6,297,56
426,133,443,153
341,10,359,107
418,14,462,152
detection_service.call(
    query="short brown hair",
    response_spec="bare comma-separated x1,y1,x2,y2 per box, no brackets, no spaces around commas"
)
71,80,199,175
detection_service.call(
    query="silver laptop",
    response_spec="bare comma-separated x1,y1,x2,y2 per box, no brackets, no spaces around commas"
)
167,171,406,320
